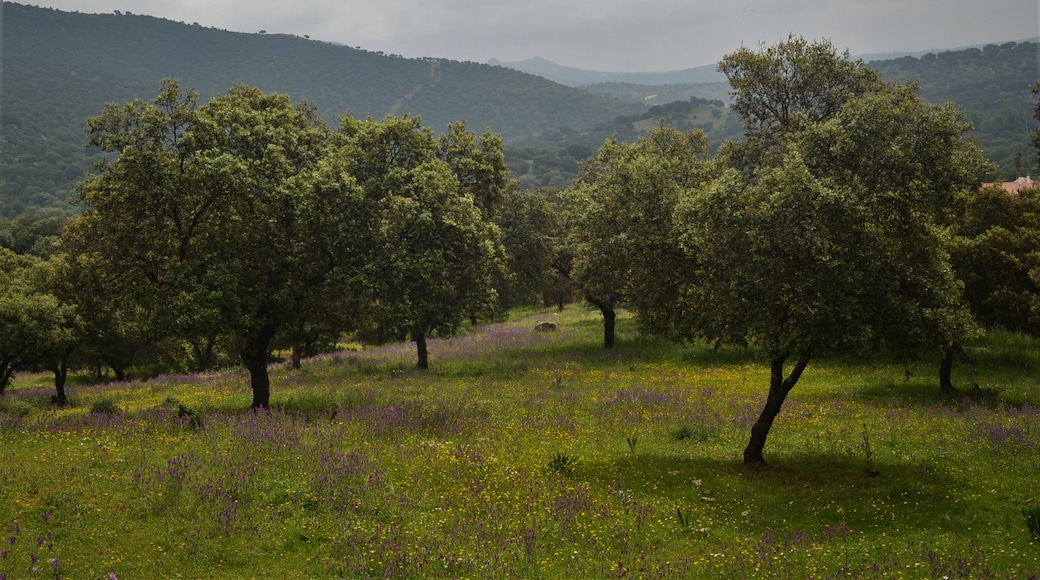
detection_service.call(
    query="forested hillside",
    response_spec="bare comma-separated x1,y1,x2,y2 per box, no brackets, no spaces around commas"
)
1,3,1037,217
868,42,1038,182
0,3,640,216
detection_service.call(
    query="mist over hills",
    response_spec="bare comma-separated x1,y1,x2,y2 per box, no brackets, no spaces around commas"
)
486,57,727,87
1,2,1037,218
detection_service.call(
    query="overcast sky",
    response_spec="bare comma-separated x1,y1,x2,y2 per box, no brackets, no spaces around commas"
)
20,0,1040,72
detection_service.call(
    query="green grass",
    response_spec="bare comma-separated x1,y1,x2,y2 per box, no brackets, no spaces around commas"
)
1,308,1038,578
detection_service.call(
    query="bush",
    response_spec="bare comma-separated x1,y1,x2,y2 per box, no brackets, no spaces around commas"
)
89,397,120,415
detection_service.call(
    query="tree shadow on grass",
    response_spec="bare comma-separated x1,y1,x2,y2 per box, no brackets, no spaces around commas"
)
578,449,970,535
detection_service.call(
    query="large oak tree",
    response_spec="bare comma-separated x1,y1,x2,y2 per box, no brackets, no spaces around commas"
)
335,115,504,370
67,80,373,409
676,38,987,464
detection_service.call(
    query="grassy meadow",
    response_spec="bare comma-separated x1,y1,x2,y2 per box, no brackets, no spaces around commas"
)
1,308,1038,579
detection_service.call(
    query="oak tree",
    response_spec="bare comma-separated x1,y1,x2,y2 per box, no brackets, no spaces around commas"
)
678,38,987,464
562,123,712,348
336,116,504,369
68,80,372,409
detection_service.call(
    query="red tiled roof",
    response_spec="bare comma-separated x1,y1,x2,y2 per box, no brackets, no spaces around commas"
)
981,176,1035,195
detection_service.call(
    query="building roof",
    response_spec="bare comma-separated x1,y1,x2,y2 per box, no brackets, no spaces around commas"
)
982,176,1035,195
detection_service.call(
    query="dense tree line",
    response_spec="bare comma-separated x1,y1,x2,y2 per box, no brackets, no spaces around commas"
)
2,37,1039,466
1,81,555,409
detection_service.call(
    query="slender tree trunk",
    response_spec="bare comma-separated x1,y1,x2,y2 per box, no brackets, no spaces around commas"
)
585,296,617,349
241,326,276,410
53,375,68,406
944,345,956,394
743,352,812,464
415,329,429,370
291,341,303,370
192,334,218,372
602,307,616,349
0,358,17,395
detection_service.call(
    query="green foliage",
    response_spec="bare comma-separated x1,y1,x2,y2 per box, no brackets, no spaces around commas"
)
546,451,581,476
0,249,81,399
336,115,506,369
871,42,1040,180
5,4,1034,217
0,213,68,258
718,35,884,146
562,123,713,345
948,186,1040,337
66,80,369,408
1024,505,1040,542
674,37,990,463
492,189,567,309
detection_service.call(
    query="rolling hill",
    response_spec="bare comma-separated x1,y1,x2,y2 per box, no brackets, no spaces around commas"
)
0,3,641,216
1,3,1037,218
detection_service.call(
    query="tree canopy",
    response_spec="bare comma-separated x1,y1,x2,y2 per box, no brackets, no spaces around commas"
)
668,37,989,463
562,123,713,348
335,115,505,369
66,80,373,408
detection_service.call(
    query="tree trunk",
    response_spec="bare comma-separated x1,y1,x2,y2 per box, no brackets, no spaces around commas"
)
53,377,67,406
192,333,218,372
102,356,127,382
743,352,812,464
939,346,956,395
47,352,71,406
291,341,302,370
241,326,276,410
415,329,429,370
602,306,616,349
585,295,617,349
0,357,17,395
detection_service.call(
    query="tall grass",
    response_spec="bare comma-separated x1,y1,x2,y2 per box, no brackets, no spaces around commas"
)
0,308,1037,578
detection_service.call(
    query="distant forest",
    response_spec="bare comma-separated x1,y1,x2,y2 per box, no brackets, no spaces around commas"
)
1,3,1037,217
868,42,1038,184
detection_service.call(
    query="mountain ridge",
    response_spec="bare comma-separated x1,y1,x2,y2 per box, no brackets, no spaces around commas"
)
488,38,1040,87
1,3,1037,218
486,57,726,87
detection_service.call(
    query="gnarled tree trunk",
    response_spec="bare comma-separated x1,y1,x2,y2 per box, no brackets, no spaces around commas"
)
241,325,277,410
46,350,73,406
743,352,811,464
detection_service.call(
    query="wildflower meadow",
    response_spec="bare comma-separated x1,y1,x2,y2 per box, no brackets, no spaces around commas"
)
0,308,1038,578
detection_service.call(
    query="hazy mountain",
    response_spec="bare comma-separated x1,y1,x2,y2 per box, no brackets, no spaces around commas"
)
487,57,726,87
